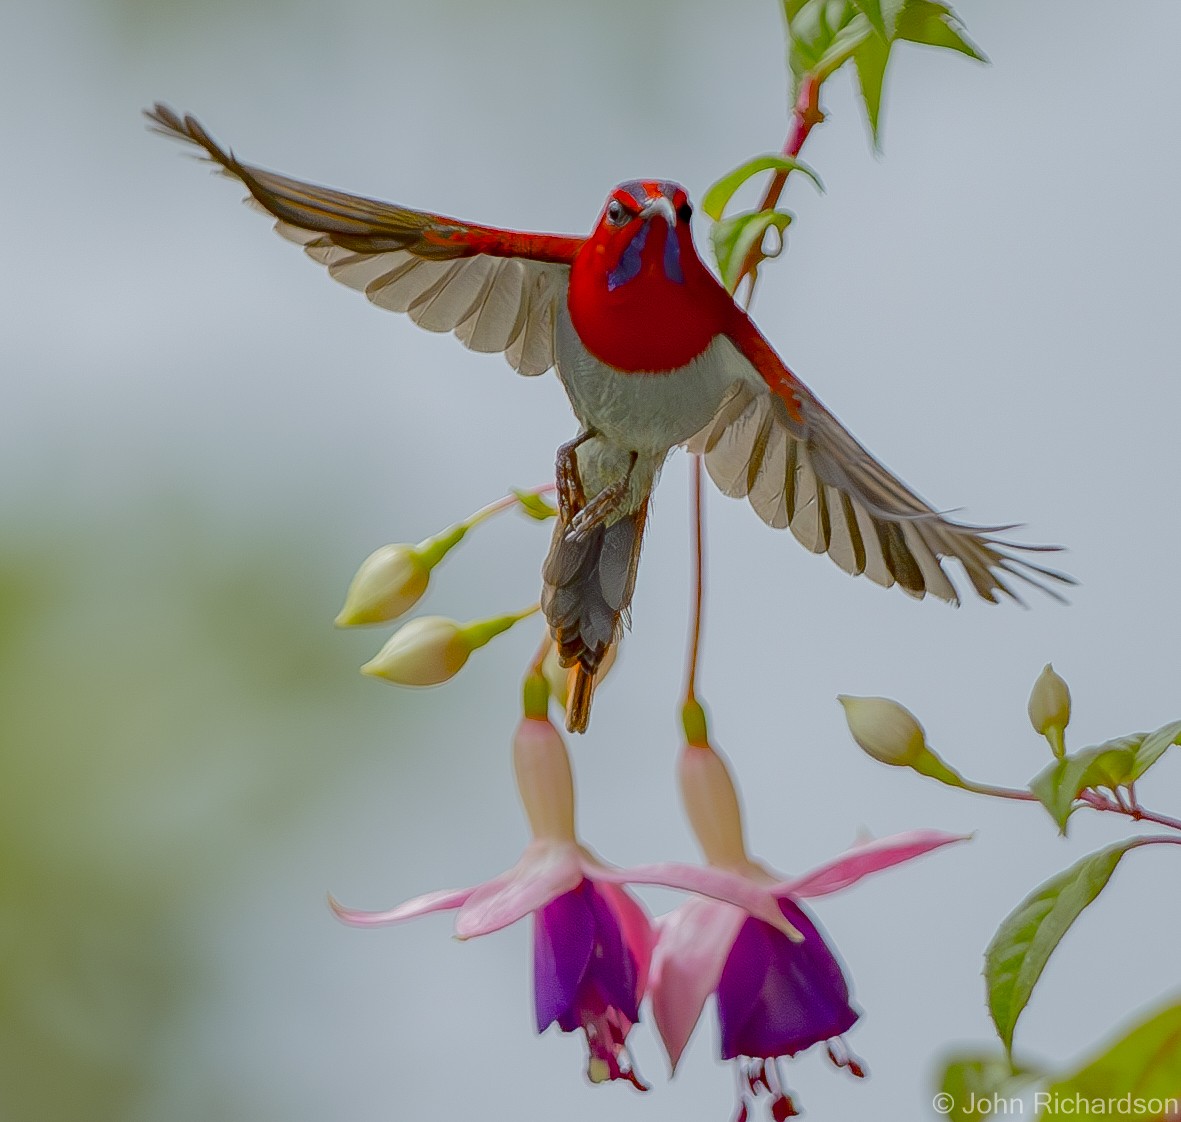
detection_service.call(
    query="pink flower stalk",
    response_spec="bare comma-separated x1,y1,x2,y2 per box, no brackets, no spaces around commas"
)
651,741,966,1119
331,714,803,1089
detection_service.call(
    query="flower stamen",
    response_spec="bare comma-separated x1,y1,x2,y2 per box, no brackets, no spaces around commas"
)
733,1057,799,1121
826,1037,867,1079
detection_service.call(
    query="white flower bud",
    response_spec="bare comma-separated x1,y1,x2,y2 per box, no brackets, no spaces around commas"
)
838,695,928,767
336,543,430,627
1028,663,1070,757
361,616,471,686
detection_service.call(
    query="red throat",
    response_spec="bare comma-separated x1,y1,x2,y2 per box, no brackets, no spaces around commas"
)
567,206,726,374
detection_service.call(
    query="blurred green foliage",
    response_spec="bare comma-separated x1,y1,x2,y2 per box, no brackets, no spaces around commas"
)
0,501,397,1122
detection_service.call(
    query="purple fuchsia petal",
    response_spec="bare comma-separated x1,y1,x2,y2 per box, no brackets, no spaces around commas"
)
533,880,644,1034
716,897,858,1061
533,882,597,1032
562,880,642,1030
533,880,649,1090
776,830,968,900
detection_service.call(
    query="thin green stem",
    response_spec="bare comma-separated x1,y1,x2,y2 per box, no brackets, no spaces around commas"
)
467,483,556,528
463,604,541,650
959,779,1039,802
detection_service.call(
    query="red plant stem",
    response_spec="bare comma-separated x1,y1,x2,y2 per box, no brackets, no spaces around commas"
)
684,453,706,707
681,74,825,718
736,73,826,298
1084,791,1181,833
1131,806,1181,832
961,779,1181,834
1128,836,1181,852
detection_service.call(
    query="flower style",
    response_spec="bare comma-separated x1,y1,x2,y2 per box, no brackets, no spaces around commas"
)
331,713,802,1089
650,741,966,1119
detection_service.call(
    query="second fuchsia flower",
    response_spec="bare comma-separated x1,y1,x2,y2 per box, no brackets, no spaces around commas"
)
650,739,966,1120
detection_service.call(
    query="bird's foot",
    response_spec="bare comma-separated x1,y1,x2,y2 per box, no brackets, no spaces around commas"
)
555,432,592,524
566,452,639,541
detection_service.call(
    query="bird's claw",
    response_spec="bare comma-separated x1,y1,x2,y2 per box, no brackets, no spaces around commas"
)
566,477,629,541
555,434,591,525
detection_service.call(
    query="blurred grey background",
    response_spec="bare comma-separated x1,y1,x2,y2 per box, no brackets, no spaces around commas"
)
2,0,1179,1119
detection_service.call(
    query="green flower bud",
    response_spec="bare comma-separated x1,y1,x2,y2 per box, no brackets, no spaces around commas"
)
1028,663,1070,758
335,543,430,627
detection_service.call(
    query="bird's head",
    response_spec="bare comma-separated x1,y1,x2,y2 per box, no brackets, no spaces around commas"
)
587,180,695,293
569,179,724,372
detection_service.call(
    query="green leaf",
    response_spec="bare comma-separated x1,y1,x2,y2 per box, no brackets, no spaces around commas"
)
1030,744,1137,833
894,0,986,62
939,1053,1041,1122
940,1057,1011,1122
783,0,833,89
1028,759,1075,830
813,13,876,81
851,25,890,146
985,841,1140,1054
511,489,557,521
784,0,865,89
781,0,812,26
702,155,823,222
849,0,888,39
783,0,982,105
1131,718,1181,779
1045,1000,1181,1114
710,209,794,292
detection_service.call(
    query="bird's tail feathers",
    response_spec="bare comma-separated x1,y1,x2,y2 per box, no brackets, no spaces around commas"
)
541,500,648,733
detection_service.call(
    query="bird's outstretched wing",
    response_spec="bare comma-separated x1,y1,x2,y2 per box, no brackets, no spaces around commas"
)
690,318,1073,605
146,104,581,376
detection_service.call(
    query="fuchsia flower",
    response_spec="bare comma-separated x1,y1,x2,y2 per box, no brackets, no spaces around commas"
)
532,876,651,1087
331,714,803,1089
651,742,966,1119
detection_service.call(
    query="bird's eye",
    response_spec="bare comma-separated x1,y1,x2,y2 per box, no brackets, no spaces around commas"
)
677,202,693,223
606,199,628,225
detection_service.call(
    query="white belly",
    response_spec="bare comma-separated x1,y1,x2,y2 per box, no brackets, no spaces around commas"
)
553,301,743,456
